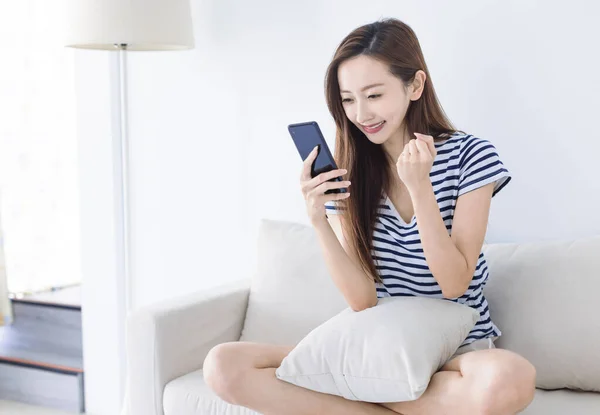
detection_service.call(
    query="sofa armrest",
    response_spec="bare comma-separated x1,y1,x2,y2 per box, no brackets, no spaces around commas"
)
124,278,251,415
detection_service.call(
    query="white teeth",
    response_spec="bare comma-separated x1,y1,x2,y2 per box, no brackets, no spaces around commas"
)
365,121,384,129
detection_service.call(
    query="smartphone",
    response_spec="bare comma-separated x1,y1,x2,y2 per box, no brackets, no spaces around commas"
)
288,121,347,194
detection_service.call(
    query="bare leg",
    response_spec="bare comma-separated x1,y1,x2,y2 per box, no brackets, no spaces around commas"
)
379,348,536,415
204,341,398,415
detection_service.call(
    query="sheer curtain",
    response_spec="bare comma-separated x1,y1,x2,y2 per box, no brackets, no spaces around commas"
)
0,0,80,296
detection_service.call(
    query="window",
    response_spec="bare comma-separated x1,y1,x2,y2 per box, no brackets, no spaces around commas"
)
0,0,80,294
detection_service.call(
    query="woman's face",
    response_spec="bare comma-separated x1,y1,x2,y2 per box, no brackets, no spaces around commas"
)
338,55,423,146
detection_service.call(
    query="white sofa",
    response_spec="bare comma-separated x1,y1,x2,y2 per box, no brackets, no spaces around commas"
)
123,219,600,415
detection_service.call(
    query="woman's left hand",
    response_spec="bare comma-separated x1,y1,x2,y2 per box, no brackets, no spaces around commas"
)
396,132,437,194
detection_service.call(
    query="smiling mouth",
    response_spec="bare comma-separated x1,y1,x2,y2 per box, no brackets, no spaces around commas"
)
362,121,386,133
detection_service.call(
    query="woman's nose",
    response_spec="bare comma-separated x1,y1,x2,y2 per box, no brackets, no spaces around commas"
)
356,102,373,124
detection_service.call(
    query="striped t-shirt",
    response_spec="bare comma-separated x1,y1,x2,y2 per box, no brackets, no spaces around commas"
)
325,132,511,346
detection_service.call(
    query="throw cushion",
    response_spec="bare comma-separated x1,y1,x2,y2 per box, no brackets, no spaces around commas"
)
239,219,349,345
275,296,479,403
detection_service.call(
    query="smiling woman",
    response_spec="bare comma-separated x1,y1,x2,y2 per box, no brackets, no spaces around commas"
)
203,17,535,415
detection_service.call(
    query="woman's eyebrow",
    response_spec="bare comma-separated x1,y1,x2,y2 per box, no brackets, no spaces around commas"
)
340,83,384,93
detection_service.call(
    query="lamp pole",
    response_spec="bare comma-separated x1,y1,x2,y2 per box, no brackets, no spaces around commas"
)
115,43,132,315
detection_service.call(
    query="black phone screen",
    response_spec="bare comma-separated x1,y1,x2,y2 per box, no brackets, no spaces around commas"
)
289,122,337,177
288,121,346,194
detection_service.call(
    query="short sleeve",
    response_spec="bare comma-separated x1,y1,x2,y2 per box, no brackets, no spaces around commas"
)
458,136,512,197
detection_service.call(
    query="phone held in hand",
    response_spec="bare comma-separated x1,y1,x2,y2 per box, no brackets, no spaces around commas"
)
288,121,347,194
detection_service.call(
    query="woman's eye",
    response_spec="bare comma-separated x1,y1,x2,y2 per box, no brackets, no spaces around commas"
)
341,94,380,104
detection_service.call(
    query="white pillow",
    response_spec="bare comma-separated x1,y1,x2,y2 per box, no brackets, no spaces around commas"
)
275,296,479,403
239,219,349,346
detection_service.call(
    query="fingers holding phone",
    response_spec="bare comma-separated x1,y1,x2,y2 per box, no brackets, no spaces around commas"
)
300,146,351,226
289,121,349,225
301,147,349,194
299,145,320,182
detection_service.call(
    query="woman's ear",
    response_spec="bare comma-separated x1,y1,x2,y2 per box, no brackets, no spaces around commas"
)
410,70,427,101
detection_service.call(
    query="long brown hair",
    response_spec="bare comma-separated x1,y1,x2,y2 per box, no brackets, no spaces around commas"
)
324,18,464,284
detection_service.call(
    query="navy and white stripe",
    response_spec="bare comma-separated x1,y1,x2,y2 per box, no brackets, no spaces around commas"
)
325,132,511,347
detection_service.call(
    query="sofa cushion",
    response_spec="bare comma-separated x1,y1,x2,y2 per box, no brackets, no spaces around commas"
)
483,236,600,392
521,389,600,415
164,370,600,415
239,219,348,345
275,296,478,403
163,369,259,415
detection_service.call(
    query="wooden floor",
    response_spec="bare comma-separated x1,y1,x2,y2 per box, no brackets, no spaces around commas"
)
0,302,83,370
0,286,84,412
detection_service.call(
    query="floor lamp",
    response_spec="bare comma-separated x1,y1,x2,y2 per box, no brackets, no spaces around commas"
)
65,0,194,408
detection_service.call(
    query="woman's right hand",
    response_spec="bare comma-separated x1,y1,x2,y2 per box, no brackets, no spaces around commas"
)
300,146,351,227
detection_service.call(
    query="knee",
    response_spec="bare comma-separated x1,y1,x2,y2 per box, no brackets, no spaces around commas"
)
203,342,247,404
474,349,536,415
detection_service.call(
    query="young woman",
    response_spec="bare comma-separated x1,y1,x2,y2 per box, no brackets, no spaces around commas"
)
204,18,537,415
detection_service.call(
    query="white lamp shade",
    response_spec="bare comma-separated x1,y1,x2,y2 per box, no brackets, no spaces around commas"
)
65,0,195,51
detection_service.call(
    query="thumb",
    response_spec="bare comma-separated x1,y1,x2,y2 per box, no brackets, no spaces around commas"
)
414,133,436,154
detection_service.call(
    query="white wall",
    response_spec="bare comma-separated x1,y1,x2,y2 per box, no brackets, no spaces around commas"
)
128,0,600,308
77,0,600,413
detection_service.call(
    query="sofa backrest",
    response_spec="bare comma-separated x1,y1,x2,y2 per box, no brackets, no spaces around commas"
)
239,219,348,345
240,218,600,392
482,236,600,392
